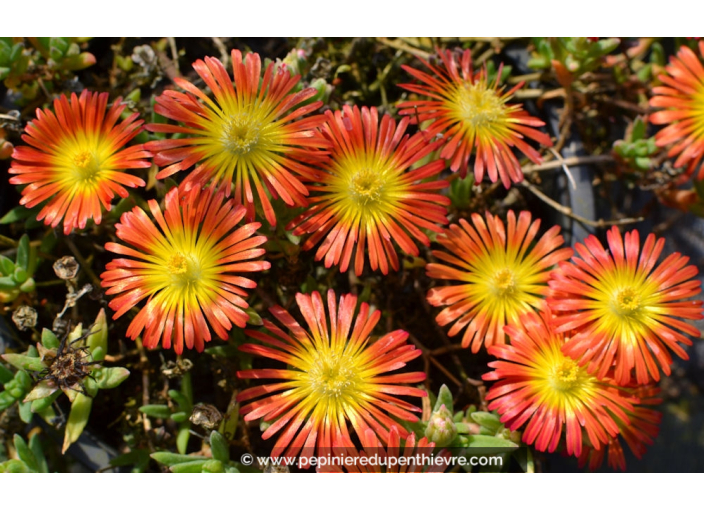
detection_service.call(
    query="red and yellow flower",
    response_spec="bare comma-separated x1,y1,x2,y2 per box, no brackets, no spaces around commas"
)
398,48,552,188
146,50,329,226
9,90,150,234
483,310,634,458
650,41,704,180
287,105,450,275
317,426,448,473
577,385,661,471
426,210,573,352
548,226,703,385
100,186,270,354
237,290,426,458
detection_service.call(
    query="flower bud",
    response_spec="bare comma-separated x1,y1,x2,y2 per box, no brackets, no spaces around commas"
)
425,403,457,447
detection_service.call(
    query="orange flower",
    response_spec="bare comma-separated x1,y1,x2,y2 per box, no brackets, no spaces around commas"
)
398,48,552,188
548,226,703,385
237,290,426,459
483,310,634,458
101,186,270,354
287,105,450,275
650,41,704,180
426,210,572,352
9,90,150,234
577,385,661,471
146,50,329,226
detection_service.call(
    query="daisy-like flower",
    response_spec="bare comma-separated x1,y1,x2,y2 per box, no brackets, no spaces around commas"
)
145,50,329,227
483,310,634,458
237,290,426,459
426,210,573,352
577,385,661,471
650,41,704,180
398,48,552,188
548,226,703,385
9,90,150,234
100,186,270,354
317,426,448,473
287,105,450,275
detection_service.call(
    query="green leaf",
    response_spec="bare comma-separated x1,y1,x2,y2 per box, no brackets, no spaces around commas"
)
210,431,230,463
15,234,30,270
176,425,190,455
0,255,14,276
139,404,172,419
28,435,48,473
201,460,225,473
433,384,453,414
463,434,517,449
470,411,501,433
171,411,188,423
150,452,207,467
170,459,210,473
0,206,32,225
41,328,60,349
0,459,29,473
95,367,130,390
86,309,108,361
631,117,646,142
0,276,18,290
0,364,14,384
62,393,93,453
1,353,46,372
29,388,61,412
168,389,191,413
13,434,38,472
18,400,33,423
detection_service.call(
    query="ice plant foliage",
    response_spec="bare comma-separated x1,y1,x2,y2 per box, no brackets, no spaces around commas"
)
101,186,270,354
288,105,450,275
398,48,552,188
9,90,150,234
146,50,329,226
577,385,662,471
548,227,703,385
650,41,704,180
483,310,634,458
237,290,426,458
426,210,573,352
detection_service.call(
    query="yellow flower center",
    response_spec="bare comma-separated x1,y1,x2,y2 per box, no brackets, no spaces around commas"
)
492,268,516,296
549,358,580,392
612,287,641,316
349,168,384,205
72,150,102,181
166,252,201,286
221,114,261,155
454,82,506,128
308,353,360,399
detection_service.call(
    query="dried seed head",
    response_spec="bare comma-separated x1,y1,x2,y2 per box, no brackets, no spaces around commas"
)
53,256,80,280
12,305,38,331
189,403,223,430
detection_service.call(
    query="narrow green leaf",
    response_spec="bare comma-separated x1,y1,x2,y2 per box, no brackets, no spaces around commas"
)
13,434,38,472
176,426,190,455
1,353,45,372
86,309,108,361
150,452,207,467
139,404,171,419
18,400,33,423
62,393,93,453
95,367,130,390
170,459,210,473
41,328,60,349
210,431,230,463
28,435,48,473
15,234,29,270
433,384,454,414
0,206,32,225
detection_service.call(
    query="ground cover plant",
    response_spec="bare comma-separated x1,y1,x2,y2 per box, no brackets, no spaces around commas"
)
1,37,703,473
